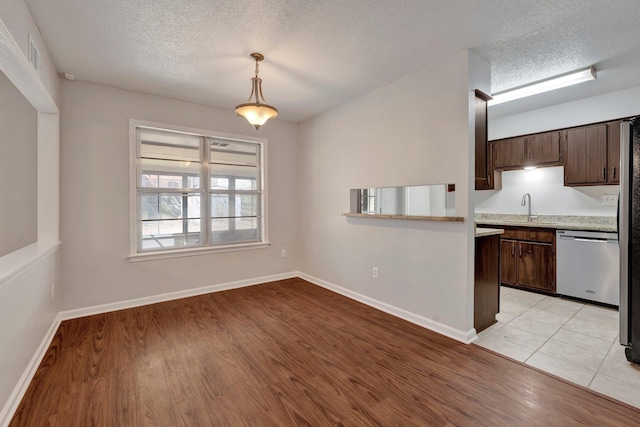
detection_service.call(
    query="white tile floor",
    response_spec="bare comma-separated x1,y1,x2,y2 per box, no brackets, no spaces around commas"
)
474,286,640,409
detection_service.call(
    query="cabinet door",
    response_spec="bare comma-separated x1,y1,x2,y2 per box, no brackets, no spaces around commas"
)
525,131,560,166
474,91,492,190
494,137,525,169
517,242,554,291
565,125,607,185
475,235,500,332
500,239,518,285
608,121,621,184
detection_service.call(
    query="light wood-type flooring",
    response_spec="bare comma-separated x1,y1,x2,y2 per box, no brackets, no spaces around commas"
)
10,278,640,426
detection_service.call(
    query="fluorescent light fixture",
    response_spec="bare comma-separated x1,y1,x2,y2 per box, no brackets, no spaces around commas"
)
488,67,596,106
523,166,537,171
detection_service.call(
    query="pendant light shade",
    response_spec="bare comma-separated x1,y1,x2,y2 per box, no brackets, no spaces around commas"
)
235,53,278,130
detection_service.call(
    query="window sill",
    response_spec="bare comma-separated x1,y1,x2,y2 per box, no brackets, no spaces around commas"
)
342,213,465,222
128,241,271,262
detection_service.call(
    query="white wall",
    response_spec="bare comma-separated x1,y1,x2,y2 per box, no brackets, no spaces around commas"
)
298,50,490,341
59,80,300,311
476,166,618,216
0,70,37,256
0,2,60,424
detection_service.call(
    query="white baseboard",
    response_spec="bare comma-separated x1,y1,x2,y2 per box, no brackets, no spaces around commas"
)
298,272,477,344
57,271,298,321
0,317,61,427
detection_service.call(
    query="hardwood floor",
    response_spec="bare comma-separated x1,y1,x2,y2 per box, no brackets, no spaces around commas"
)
10,278,640,426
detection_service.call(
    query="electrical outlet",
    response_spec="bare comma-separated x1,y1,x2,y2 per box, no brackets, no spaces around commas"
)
281,249,287,258
51,282,55,298
372,267,379,279
602,194,618,206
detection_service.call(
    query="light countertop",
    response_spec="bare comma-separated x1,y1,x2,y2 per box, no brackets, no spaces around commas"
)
343,213,464,222
475,214,617,233
474,227,504,238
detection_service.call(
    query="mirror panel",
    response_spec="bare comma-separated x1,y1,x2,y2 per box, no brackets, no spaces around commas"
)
350,184,455,217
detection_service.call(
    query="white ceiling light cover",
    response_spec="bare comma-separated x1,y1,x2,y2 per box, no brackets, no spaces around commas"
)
488,67,597,106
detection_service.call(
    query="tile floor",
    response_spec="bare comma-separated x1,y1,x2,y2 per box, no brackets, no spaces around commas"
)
474,286,640,409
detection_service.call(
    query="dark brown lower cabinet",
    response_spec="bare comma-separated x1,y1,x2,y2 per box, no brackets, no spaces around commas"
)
500,239,518,285
474,234,500,332
498,227,556,293
518,241,554,291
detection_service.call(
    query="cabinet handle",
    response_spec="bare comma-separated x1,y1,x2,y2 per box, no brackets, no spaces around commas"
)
511,245,515,255
602,168,606,180
613,167,616,180
519,246,522,257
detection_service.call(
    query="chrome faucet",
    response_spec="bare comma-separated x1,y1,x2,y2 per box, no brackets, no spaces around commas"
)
521,193,532,222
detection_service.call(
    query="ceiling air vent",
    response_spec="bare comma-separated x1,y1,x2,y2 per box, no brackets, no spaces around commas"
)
28,34,40,72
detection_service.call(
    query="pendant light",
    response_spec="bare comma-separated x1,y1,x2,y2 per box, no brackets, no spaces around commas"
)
235,52,278,130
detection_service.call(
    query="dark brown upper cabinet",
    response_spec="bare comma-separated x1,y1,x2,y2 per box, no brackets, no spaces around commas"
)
493,137,525,169
475,90,499,190
524,131,561,166
489,119,623,187
607,120,621,184
493,132,561,171
564,124,608,186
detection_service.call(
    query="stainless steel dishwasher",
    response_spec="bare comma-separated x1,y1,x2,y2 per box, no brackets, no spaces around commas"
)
556,230,619,306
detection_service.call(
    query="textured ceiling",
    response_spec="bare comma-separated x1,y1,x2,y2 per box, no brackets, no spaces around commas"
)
24,0,640,123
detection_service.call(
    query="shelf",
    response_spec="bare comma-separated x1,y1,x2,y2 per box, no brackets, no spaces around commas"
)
342,213,464,222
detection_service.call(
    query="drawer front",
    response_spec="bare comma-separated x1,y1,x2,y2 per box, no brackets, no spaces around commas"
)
500,227,555,243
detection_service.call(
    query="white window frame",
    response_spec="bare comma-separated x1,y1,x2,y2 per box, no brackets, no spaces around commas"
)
128,119,269,262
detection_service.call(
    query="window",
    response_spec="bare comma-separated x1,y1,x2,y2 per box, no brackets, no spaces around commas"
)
130,121,267,259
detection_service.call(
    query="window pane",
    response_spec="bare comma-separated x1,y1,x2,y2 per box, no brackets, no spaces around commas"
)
238,194,259,217
235,179,255,190
210,218,259,244
140,219,202,250
210,194,258,218
211,194,229,217
140,129,201,162
210,164,257,188
211,177,230,190
140,159,200,189
140,193,200,220
210,139,257,166
233,216,259,231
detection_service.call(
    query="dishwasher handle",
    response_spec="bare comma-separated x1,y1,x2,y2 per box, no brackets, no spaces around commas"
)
558,233,618,243
573,237,611,243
